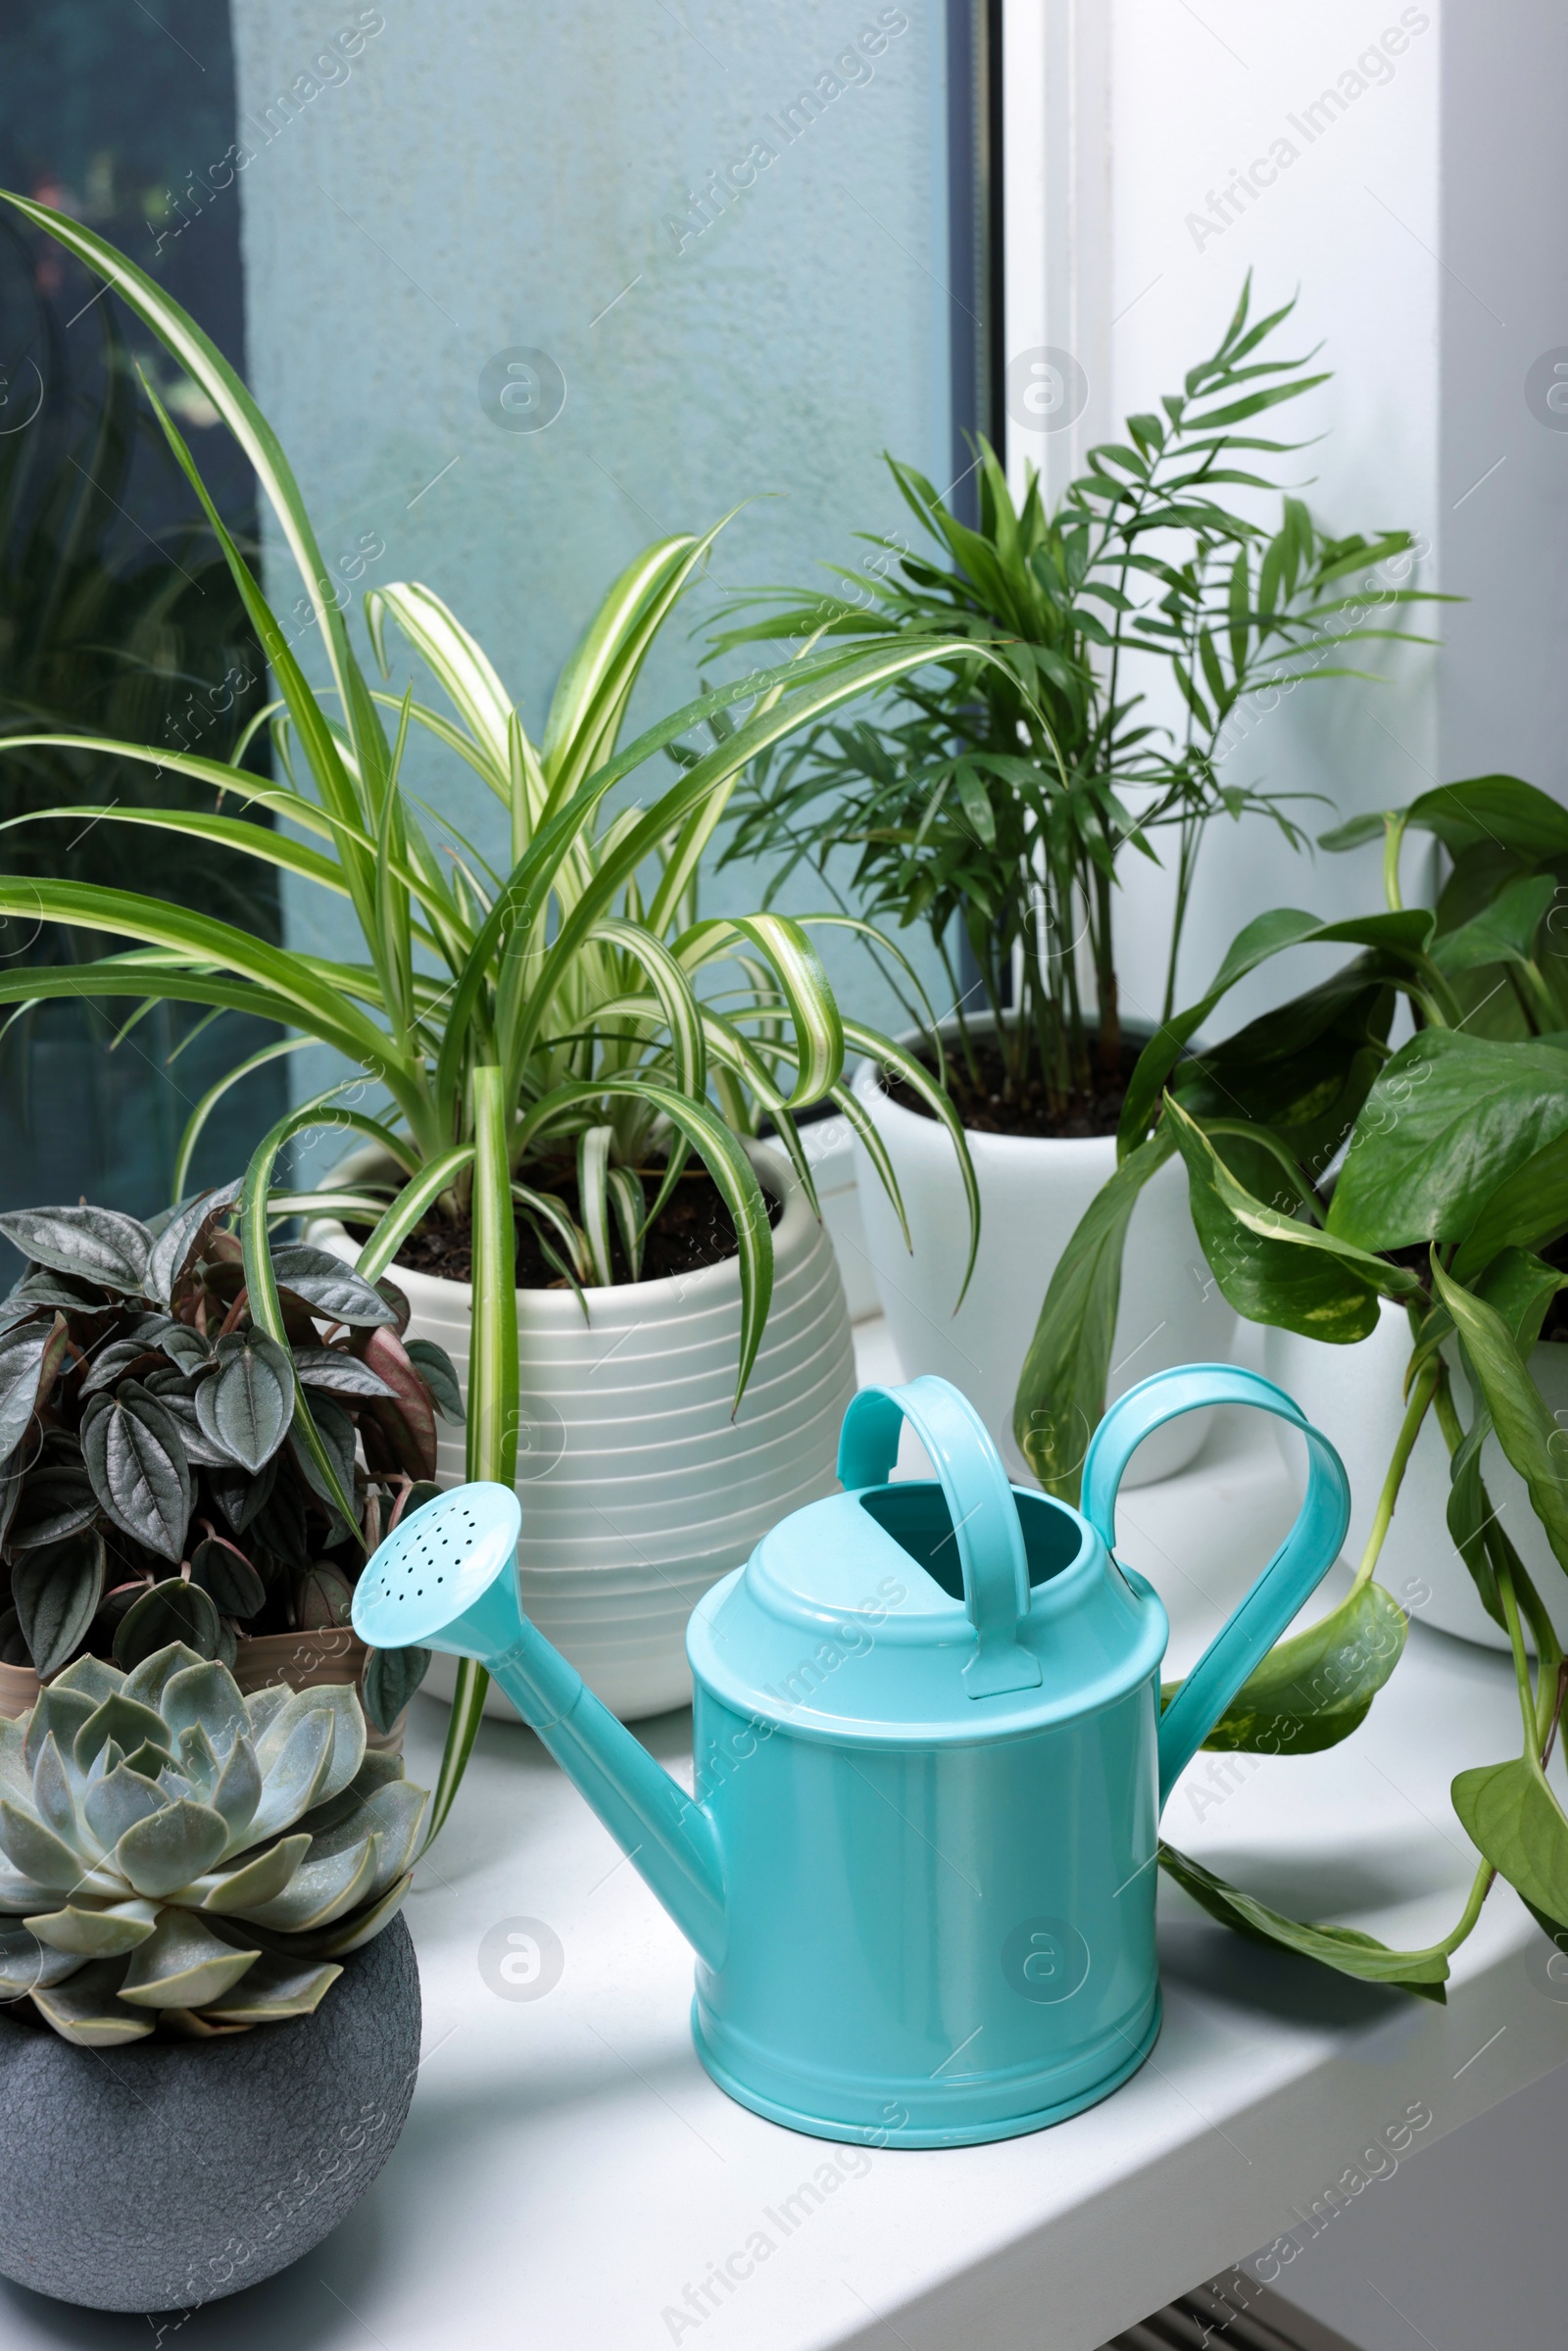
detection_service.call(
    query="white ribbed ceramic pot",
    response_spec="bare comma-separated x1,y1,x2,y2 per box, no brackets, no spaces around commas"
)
1263,1301,1568,1651
308,1143,856,1721
849,1047,1235,1487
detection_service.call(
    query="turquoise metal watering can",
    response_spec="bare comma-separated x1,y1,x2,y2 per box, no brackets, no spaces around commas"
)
352,1364,1348,2147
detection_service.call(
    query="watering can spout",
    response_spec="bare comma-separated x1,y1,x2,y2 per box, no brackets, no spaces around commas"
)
492,1612,727,1968
350,1485,726,1971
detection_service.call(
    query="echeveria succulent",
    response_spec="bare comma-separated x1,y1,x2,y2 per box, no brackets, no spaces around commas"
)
0,1188,462,1727
0,1642,425,2045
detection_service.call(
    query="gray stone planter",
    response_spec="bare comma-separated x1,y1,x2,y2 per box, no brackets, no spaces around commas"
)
0,1915,420,2314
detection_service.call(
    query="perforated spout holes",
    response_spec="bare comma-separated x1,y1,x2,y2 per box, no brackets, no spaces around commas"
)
377,1499,477,1606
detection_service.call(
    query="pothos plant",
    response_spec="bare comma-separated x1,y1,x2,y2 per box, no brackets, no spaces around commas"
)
1016,773,1568,1996
0,190,978,1399
0,1184,461,1733
718,279,1437,1120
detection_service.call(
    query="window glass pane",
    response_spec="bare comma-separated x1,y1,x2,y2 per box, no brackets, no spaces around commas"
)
0,0,287,1274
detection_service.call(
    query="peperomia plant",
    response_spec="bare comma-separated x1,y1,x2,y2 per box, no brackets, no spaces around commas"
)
1015,774,1568,1996
0,1187,461,1733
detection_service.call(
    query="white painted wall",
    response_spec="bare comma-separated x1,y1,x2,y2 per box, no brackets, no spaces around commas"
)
1007,0,1450,1033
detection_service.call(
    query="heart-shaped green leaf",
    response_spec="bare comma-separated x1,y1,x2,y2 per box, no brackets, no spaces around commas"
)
197,1331,293,1474
1189,1580,1407,1755
1167,1099,1396,1341
114,1796,228,1897
81,1383,192,1562
1401,774,1568,861
144,1180,242,1307
362,1644,430,1735
1452,1755,1568,1930
1429,873,1557,976
291,1347,395,1399
188,1534,266,1619
270,1246,397,1327
1432,1259,1568,1577
0,1206,151,1294
112,1580,221,1671
7,1462,101,1552
1452,1132,1568,1282
1158,1841,1448,1998
1331,1032,1568,1252
0,1314,67,1461
11,1530,106,1680
402,1339,465,1424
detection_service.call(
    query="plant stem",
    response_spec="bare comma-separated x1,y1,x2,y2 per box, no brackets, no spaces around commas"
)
1351,1355,1439,1593
1435,1857,1497,1956
422,1064,518,1848
1382,810,1408,913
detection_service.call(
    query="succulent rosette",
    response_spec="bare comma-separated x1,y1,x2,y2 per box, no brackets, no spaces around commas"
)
0,1641,424,2044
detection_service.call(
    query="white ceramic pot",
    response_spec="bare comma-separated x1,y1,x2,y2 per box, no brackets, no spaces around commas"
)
793,1109,881,1322
849,1052,1235,1487
1263,1300,1568,1650
308,1142,856,1721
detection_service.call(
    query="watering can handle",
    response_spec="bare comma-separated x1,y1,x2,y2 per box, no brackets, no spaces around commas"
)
838,1375,1042,1697
1080,1364,1350,1805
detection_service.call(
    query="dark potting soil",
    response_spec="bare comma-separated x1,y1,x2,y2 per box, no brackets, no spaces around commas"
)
383,1165,782,1290
884,1032,1139,1141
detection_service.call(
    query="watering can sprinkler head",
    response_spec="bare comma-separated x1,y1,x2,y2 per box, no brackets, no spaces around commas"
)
353,1483,526,1666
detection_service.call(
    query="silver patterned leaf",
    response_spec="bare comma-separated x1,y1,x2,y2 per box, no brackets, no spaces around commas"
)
0,1206,151,1294
80,1383,193,1561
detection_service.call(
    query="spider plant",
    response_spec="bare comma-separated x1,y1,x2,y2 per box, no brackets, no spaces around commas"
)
0,191,979,1414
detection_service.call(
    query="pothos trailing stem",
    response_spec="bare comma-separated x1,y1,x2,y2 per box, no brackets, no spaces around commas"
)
1350,1354,1439,1595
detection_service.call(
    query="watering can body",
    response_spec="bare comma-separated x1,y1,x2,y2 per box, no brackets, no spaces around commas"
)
353,1365,1348,2148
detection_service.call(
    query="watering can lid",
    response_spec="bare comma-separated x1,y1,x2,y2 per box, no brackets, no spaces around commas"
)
687,1376,1164,1743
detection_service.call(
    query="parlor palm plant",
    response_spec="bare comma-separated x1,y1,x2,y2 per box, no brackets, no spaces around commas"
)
720,282,1437,1123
